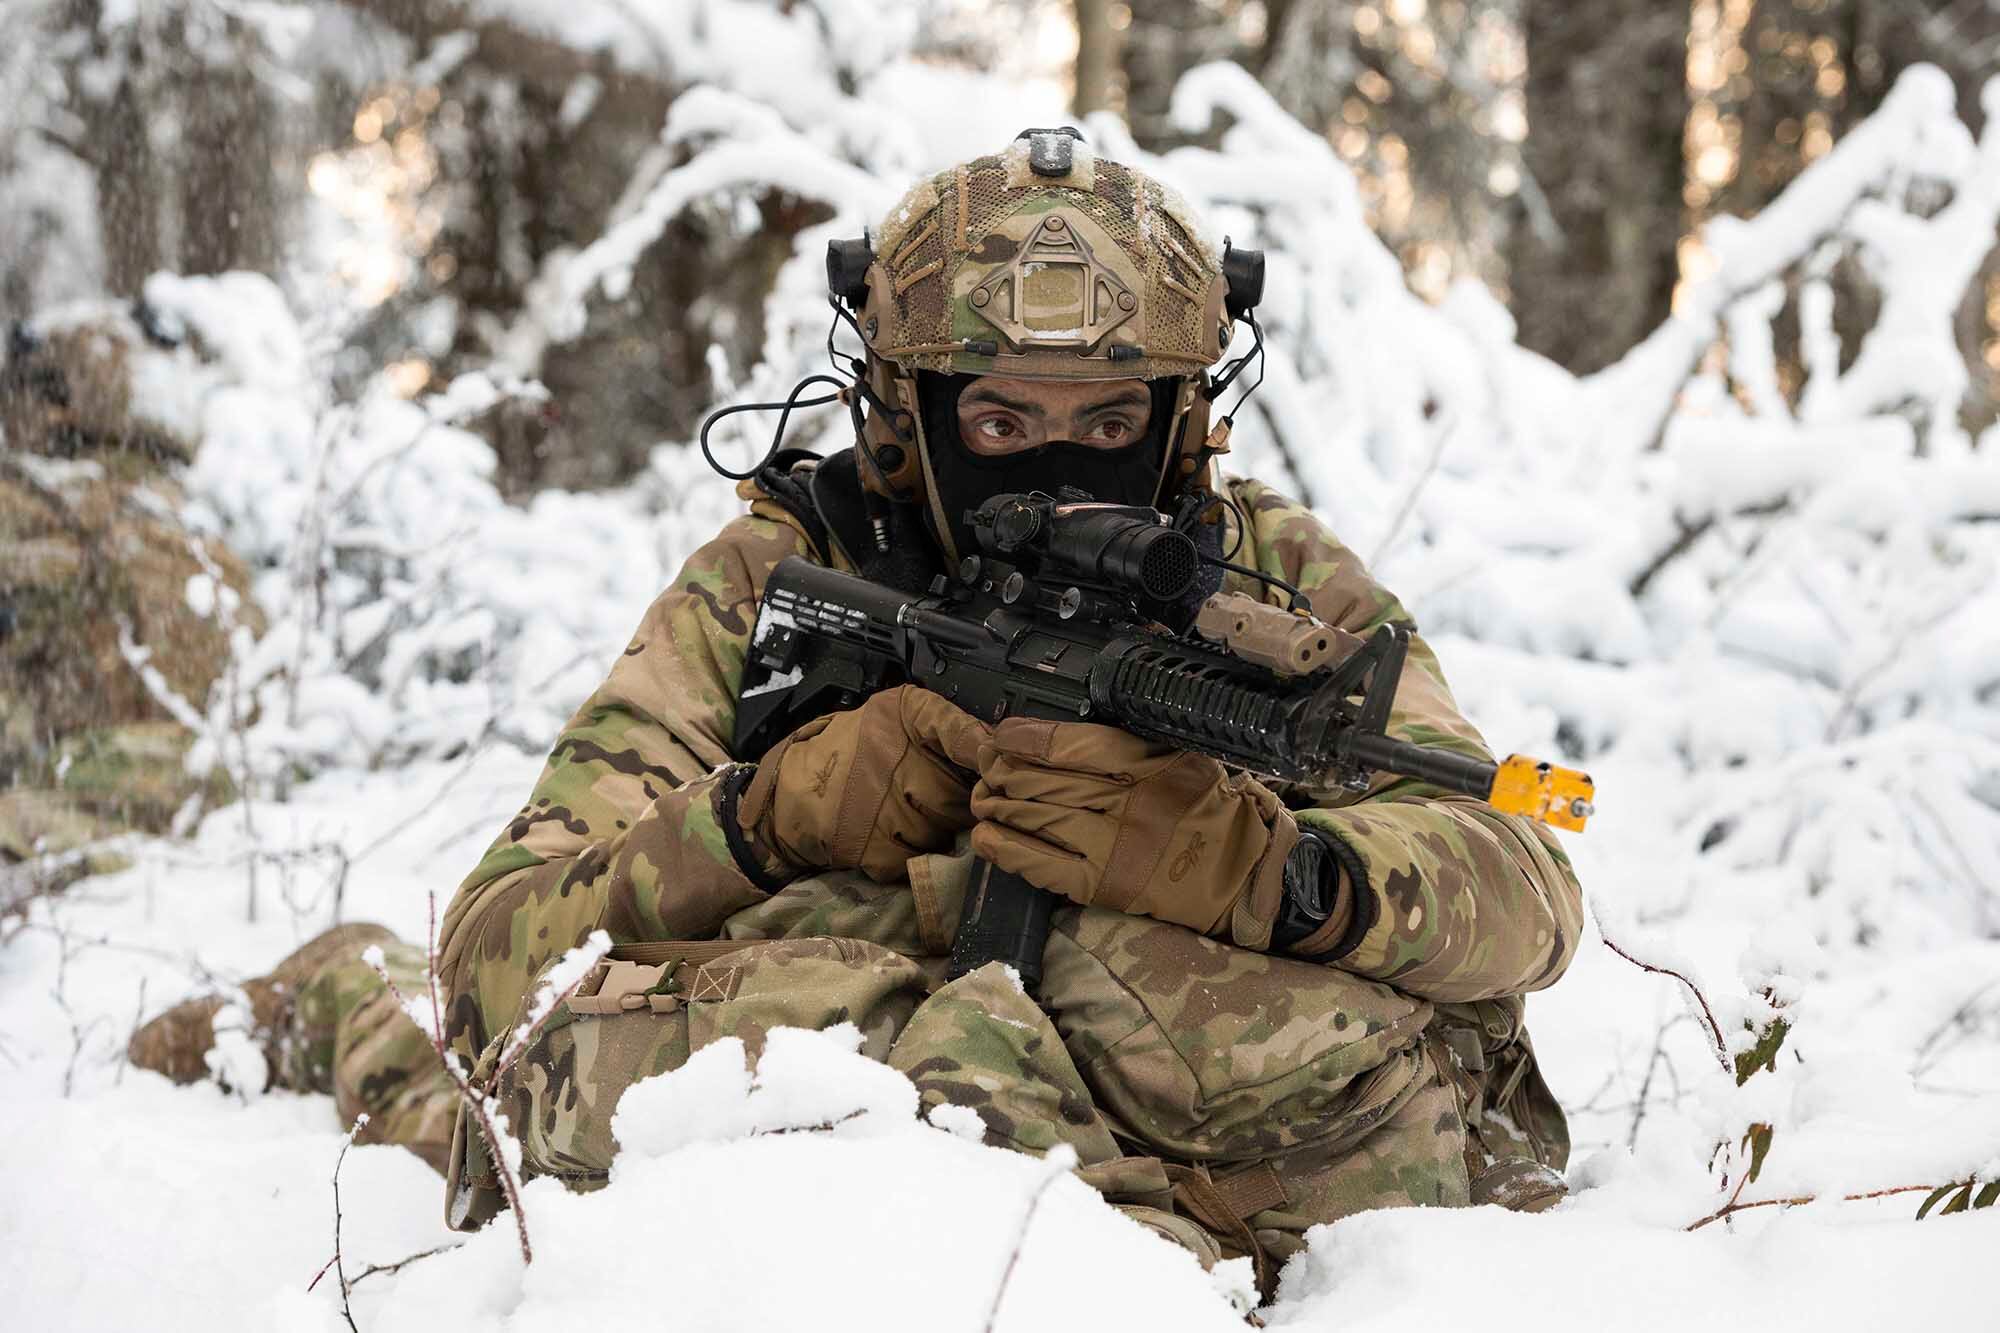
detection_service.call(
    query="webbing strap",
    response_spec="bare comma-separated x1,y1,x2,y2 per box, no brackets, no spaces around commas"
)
1209,1161,1288,1221
1167,1164,1275,1297
609,939,758,966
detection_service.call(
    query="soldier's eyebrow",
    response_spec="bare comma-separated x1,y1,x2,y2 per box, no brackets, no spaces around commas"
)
1078,389,1151,418
960,388,1047,417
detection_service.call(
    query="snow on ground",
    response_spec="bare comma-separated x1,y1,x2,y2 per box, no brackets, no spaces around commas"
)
0,760,1261,1332
0,759,519,1331
4,15,2000,1332
4,755,1994,1330
1270,1200,2000,1331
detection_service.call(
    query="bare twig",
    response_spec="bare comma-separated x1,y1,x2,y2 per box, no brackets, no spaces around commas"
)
1822,595,1967,743
347,740,499,869
185,533,264,902
1368,408,1456,567
350,1243,462,1287
1627,512,1716,598
114,976,148,1088
1913,1080,2000,1098
1906,785,1997,916
1624,1013,1681,1151
1,838,141,941
10,920,232,992
263,840,353,931
306,1114,368,1333
1565,1070,1623,1118
1912,979,2000,1078
750,1108,868,1137
1597,934,1730,1068
48,921,110,1098
1685,1183,1943,1232
1710,1156,1757,1218
115,596,260,919
1248,393,1313,511
491,945,609,1087
368,894,550,1267
983,1158,1070,1333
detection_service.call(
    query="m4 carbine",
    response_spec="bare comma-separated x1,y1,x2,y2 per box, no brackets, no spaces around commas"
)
734,491,1592,991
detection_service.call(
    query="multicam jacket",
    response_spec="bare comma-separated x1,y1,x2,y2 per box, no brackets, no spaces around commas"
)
435,469,1584,1233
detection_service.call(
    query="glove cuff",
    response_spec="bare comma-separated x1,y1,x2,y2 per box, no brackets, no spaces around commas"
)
1228,805,1300,950
721,761,800,892
1287,828,1372,962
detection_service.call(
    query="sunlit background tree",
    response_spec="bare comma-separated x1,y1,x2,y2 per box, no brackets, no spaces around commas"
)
7,1,1994,493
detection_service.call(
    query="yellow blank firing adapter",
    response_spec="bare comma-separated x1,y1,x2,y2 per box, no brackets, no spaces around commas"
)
1487,755,1595,831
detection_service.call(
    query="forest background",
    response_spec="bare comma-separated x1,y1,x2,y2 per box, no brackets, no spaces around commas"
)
2,2,1998,1329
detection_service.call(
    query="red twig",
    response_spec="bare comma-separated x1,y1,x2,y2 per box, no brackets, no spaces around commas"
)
306,1115,367,1332
369,894,539,1266
491,937,607,1084
1685,1183,1941,1232
464,1091,532,1264
423,895,533,1267
1598,934,1730,1068
1713,1153,1755,1217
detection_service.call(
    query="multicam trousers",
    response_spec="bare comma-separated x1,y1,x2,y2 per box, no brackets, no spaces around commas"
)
285,903,1558,1298
282,932,458,1173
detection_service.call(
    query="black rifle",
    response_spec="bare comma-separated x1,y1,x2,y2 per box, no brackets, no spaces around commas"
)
734,491,1591,992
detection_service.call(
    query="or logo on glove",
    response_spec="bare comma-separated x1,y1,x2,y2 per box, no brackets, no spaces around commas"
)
1167,831,1207,883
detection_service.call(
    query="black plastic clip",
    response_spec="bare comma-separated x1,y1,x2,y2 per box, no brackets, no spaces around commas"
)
1015,126,1084,177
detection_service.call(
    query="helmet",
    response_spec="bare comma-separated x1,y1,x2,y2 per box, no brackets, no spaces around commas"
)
826,128,1264,561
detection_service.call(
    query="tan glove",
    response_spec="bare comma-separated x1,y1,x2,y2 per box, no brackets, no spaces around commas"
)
738,685,990,884
969,718,1301,937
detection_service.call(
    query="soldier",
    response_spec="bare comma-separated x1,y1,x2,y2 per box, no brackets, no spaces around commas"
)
133,130,1583,1294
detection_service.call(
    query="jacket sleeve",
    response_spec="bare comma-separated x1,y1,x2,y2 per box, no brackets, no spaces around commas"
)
436,498,813,1057
1225,478,1585,1004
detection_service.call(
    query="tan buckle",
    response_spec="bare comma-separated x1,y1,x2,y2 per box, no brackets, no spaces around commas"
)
567,959,676,1016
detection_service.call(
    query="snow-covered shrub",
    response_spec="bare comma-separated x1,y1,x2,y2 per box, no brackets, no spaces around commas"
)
129,272,747,789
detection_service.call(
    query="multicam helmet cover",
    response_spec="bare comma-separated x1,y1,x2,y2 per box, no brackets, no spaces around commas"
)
838,130,1244,526
858,130,1233,381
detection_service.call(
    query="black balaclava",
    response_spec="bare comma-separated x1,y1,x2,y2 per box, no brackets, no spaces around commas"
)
913,371,1223,629
916,371,1178,561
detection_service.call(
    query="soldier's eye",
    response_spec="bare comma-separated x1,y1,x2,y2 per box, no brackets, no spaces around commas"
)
975,415,1020,439
1092,418,1134,442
